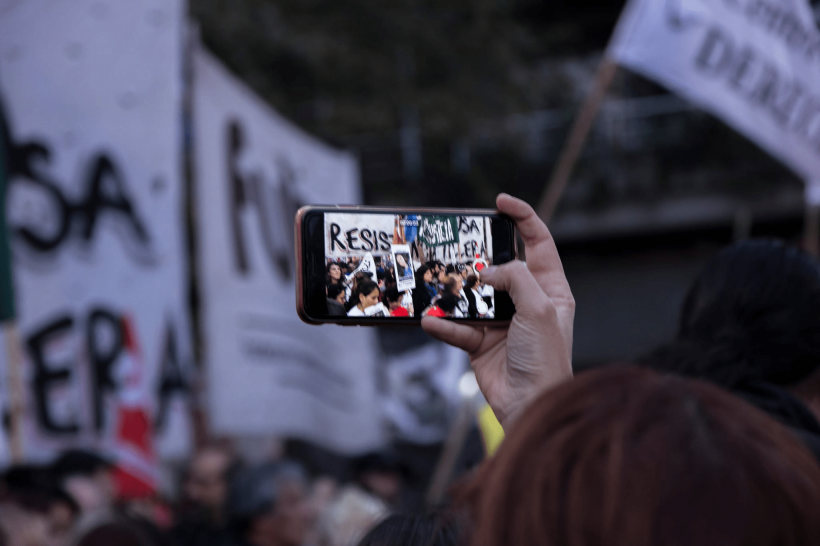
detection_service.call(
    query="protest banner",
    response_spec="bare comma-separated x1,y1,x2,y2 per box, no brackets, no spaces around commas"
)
0,0,194,476
418,216,459,247
193,45,385,453
457,216,493,264
609,0,820,183
325,213,396,259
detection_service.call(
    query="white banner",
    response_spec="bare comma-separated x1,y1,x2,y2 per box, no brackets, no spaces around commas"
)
0,0,194,470
609,0,820,181
193,46,385,453
325,213,395,259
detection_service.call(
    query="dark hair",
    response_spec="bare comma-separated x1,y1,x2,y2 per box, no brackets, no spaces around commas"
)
464,275,478,290
445,264,456,275
415,265,432,289
327,284,345,301
355,280,380,305
412,265,434,313
437,293,459,314
51,449,112,479
645,240,820,389
463,275,480,318
385,287,402,304
228,462,307,539
357,513,460,546
460,366,820,546
2,464,79,516
425,261,439,272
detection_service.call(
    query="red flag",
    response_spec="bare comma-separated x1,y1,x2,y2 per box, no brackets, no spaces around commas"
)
111,315,158,499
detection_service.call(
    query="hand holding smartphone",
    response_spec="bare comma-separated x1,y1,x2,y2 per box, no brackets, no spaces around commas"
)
296,206,518,325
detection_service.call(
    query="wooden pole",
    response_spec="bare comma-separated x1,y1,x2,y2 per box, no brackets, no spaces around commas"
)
3,321,25,462
805,182,820,257
805,205,820,257
536,59,619,222
425,398,474,508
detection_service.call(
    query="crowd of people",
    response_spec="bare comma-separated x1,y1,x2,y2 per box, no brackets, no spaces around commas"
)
325,258,495,319
8,192,820,546
0,445,419,546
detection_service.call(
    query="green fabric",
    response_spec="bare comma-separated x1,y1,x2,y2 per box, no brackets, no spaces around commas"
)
0,129,14,322
418,215,459,247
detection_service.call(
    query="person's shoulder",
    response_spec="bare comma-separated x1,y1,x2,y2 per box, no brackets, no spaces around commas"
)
348,307,364,316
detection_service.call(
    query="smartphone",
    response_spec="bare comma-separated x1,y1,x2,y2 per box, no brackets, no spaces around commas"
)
296,206,517,325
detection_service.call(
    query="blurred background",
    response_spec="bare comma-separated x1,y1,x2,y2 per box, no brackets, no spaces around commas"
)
1,0,819,544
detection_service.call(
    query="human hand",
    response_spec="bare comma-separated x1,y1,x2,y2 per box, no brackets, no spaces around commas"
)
421,194,574,429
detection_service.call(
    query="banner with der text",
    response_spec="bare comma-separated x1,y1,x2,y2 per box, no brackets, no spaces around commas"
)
193,46,385,453
609,0,820,182
0,0,195,477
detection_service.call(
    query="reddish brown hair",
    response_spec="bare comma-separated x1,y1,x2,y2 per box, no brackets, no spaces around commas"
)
460,366,820,546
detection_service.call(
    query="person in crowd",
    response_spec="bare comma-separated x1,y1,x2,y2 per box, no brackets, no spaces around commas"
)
50,450,116,519
350,453,407,510
641,239,820,459
376,269,386,292
347,280,384,317
227,462,316,546
463,275,489,319
384,287,409,317
435,264,449,293
76,521,158,546
326,285,347,317
444,264,456,276
425,293,459,318
356,513,459,546
411,265,437,315
345,272,367,311
422,194,820,545
326,263,344,287
443,276,468,318
0,465,79,546
458,366,820,546
474,269,494,313
173,446,237,546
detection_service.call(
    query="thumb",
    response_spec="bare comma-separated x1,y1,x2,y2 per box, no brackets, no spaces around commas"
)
481,261,550,315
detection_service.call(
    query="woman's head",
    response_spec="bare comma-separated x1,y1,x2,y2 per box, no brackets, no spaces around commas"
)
654,240,820,388
464,275,479,290
445,275,462,295
356,280,380,310
396,254,408,268
415,266,431,288
423,268,434,283
327,262,342,282
461,366,820,546
327,284,346,304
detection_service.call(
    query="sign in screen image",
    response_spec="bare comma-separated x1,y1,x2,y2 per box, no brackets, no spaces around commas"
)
324,213,495,319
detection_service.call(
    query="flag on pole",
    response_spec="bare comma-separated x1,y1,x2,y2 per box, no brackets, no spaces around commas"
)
608,0,820,182
0,120,14,323
111,315,158,499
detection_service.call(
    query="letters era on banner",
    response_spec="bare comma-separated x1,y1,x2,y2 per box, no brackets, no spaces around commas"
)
0,0,195,480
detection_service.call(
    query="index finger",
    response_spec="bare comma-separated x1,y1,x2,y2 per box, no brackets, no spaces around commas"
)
496,193,572,303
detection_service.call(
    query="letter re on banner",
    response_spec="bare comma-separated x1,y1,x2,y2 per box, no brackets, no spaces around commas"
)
608,0,820,183
193,45,385,453
0,0,195,482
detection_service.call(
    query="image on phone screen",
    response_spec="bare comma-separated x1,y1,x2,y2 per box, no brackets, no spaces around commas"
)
300,209,516,323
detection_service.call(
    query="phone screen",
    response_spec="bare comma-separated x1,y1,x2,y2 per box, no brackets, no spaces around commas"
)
299,209,516,323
